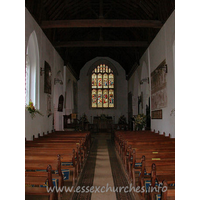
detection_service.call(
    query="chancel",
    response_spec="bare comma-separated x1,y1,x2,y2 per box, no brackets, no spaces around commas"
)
25,1,175,199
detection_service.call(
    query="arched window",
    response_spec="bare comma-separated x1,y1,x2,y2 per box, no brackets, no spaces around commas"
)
25,55,30,104
25,31,40,109
91,64,114,108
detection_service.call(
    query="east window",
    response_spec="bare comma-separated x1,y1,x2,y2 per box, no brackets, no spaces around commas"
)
91,64,114,108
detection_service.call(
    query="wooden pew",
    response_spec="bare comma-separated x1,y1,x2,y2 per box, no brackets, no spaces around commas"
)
25,152,77,184
28,131,91,160
161,180,175,200
131,156,175,187
114,130,175,200
25,130,92,199
25,155,63,181
25,131,91,183
25,165,58,200
115,131,174,161
146,166,175,200
25,144,82,170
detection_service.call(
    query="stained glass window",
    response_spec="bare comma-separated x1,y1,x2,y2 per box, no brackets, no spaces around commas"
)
92,73,97,88
103,90,108,107
98,74,102,88
91,65,114,108
109,73,114,88
109,89,114,107
97,89,103,107
103,74,108,88
92,89,97,107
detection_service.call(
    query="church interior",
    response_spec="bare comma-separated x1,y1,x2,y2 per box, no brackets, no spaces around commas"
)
24,1,176,199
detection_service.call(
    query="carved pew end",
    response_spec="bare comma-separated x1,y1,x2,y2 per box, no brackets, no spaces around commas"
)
163,132,165,136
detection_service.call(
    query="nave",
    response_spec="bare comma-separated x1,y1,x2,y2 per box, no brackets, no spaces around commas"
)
25,130,175,200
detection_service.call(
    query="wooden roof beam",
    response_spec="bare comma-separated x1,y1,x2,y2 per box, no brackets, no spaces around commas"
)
41,19,162,29
54,40,148,47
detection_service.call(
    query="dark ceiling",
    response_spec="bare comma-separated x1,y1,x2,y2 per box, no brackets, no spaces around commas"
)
25,0,175,79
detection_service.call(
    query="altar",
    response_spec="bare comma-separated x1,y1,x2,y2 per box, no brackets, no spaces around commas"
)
93,115,113,132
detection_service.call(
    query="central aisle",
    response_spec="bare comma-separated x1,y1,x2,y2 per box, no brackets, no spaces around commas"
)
72,132,135,200
91,133,116,200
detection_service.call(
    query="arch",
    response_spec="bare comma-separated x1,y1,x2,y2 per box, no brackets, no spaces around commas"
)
58,95,64,112
26,30,40,108
87,58,118,76
25,55,30,104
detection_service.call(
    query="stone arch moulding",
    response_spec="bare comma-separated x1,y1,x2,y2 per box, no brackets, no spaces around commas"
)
87,58,119,76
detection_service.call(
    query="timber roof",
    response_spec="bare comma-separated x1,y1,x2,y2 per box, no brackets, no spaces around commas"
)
25,0,175,78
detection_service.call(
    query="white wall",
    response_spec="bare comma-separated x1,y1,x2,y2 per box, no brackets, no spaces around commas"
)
128,11,175,137
25,8,76,139
78,57,128,124
65,66,77,115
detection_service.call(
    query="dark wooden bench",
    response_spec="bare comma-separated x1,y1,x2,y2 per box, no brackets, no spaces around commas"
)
114,130,175,199
25,165,59,200
144,164,175,200
25,130,92,199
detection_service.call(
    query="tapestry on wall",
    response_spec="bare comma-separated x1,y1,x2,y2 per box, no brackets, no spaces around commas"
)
151,60,167,111
44,61,51,94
